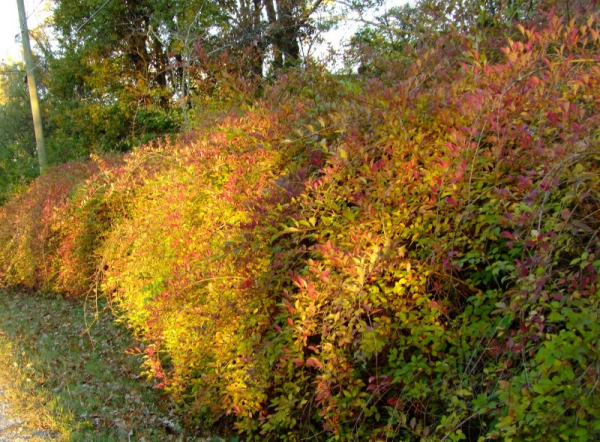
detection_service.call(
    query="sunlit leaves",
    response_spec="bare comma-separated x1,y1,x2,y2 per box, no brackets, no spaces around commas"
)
0,7,599,441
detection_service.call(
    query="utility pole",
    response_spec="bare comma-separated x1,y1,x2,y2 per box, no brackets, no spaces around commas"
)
16,0,47,173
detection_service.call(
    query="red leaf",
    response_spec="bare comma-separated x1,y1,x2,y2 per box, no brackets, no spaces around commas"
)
306,358,323,369
547,112,560,125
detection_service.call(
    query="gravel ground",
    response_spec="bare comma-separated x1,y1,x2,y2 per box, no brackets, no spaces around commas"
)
0,380,53,442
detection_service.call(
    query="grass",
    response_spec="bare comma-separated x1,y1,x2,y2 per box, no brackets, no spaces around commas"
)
0,288,223,442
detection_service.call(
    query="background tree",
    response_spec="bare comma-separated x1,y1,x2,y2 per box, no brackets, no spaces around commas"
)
0,63,39,202
0,0,383,199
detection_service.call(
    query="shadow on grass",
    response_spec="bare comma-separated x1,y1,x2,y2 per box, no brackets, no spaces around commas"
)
0,289,224,442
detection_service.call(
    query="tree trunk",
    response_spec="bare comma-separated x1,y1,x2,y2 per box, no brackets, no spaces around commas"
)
274,0,300,68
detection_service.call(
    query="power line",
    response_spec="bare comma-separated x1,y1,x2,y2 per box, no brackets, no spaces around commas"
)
73,0,113,35
26,0,47,20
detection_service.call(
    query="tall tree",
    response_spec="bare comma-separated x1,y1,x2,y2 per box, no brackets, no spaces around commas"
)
49,0,230,151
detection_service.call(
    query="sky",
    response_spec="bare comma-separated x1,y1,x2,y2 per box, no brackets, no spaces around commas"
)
0,0,52,64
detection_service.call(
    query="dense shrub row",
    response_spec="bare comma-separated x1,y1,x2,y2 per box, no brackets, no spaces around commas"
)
1,12,599,441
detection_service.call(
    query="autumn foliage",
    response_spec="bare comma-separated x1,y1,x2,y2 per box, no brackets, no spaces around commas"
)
1,10,600,441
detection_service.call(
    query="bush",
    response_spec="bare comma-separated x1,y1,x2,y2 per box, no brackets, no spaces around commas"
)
0,162,97,289
0,9,599,441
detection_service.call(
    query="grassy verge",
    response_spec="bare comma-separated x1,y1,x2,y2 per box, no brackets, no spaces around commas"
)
0,289,219,442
